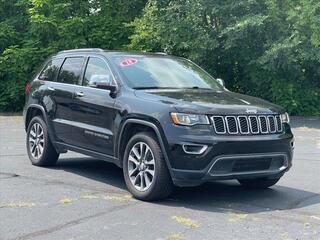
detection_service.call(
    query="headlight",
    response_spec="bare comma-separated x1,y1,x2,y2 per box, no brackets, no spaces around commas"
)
170,113,210,126
281,112,290,123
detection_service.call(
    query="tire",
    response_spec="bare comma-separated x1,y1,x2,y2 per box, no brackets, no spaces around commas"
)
238,177,280,189
123,132,173,201
26,116,59,166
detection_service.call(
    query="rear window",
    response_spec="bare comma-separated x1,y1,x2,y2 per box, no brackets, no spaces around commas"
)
57,57,85,84
38,58,63,81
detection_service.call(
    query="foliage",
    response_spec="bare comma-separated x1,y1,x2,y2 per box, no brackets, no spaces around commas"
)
0,0,319,115
0,0,146,112
130,0,320,115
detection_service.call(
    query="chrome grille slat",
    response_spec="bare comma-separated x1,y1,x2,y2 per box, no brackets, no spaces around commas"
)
258,116,268,133
237,116,250,134
275,115,283,132
249,116,259,134
212,116,226,134
226,116,238,134
211,115,283,135
268,115,276,133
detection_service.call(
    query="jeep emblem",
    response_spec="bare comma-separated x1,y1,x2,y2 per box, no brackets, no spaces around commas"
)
246,109,257,114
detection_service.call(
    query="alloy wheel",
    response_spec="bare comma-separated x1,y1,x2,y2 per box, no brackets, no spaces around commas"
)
28,122,45,159
128,142,155,191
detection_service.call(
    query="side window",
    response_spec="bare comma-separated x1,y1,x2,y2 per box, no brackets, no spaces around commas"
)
57,57,84,84
83,57,113,87
38,59,63,81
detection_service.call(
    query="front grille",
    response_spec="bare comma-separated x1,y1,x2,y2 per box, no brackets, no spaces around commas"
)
211,115,283,135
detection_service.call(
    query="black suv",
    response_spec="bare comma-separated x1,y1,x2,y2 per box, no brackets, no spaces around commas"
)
24,48,294,200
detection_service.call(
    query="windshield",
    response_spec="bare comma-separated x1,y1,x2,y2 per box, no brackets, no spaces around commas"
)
112,56,223,91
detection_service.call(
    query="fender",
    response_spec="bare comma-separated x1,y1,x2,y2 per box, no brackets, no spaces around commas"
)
25,104,58,144
117,118,173,177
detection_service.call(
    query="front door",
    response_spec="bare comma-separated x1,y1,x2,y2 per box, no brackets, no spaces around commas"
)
72,56,117,156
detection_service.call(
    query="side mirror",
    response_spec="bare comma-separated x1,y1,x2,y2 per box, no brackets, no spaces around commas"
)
89,75,116,92
216,78,225,87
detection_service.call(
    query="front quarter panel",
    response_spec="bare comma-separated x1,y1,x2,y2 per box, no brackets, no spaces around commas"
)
113,89,175,156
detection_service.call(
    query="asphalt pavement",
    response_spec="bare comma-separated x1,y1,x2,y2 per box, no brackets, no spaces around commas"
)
0,115,319,240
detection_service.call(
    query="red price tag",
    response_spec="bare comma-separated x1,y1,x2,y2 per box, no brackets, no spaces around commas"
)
120,58,138,67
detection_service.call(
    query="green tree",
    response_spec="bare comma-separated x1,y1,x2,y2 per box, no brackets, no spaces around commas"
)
0,0,146,111
0,0,319,115
130,0,320,115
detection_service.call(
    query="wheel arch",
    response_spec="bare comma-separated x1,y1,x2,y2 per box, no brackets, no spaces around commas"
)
24,104,58,148
117,119,173,177
25,104,48,131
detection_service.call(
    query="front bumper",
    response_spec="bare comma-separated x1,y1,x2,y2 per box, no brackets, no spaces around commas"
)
171,152,291,187
163,124,294,187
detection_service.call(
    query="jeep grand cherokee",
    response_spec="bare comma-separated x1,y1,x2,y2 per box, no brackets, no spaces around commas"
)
23,48,294,200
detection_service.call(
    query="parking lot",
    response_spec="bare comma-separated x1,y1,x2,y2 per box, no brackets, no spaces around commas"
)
0,115,319,240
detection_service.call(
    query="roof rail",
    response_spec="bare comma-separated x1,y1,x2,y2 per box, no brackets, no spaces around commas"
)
58,48,104,54
154,52,167,55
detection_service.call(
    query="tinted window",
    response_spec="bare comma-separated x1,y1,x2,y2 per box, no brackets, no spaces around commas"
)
57,57,84,84
83,57,113,87
38,59,63,81
112,56,222,91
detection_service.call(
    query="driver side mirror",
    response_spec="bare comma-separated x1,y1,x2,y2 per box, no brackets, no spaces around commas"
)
216,78,225,87
89,75,117,93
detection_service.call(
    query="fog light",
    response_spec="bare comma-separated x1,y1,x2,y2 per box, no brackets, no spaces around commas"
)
182,144,208,155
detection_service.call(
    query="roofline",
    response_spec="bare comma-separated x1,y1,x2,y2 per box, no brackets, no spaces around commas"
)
55,49,173,59
58,48,104,54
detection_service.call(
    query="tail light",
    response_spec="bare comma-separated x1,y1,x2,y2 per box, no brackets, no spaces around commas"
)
25,83,30,94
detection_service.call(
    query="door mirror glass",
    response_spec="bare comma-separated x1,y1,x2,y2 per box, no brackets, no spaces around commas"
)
216,78,225,87
88,75,116,92
88,74,111,87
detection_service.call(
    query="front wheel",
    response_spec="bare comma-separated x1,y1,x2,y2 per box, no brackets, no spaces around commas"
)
123,132,173,201
238,177,280,189
26,116,59,166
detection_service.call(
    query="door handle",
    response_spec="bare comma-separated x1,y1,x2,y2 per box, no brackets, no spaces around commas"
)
75,91,84,97
47,87,55,91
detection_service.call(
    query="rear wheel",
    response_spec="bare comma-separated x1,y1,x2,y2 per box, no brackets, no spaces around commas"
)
26,116,59,166
238,177,280,189
123,132,173,201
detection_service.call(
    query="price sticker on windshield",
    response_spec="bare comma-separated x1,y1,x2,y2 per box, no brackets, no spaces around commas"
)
120,58,138,67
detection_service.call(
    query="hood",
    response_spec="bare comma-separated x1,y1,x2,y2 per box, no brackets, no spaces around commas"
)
134,89,284,115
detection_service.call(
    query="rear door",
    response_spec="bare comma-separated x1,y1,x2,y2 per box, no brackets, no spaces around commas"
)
72,56,117,155
37,57,63,137
50,56,85,145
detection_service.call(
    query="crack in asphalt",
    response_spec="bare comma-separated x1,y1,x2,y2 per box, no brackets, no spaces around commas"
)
8,202,140,240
